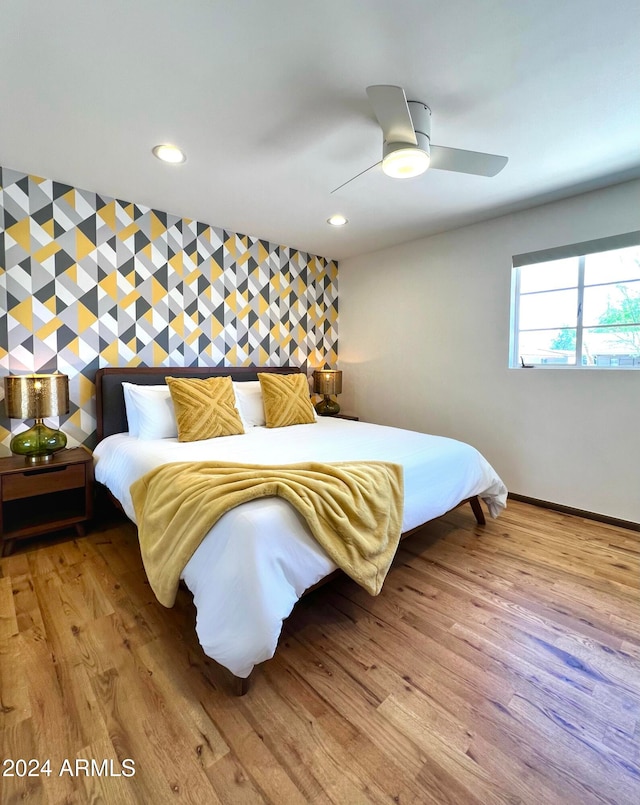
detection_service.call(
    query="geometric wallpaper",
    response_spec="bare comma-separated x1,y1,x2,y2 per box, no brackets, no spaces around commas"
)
0,166,338,452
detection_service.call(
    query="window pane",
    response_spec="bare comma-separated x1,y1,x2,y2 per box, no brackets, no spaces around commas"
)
519,288,577,330
582,281,640,327
511,235,640,369
584,246,640,286
583,326,640,365
518,329,576,365
519,257,578,293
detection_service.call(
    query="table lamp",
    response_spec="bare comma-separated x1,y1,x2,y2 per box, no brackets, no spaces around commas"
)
4,373,69,463
313,369,342,416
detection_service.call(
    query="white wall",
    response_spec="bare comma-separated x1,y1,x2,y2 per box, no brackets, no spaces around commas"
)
338,179,640,523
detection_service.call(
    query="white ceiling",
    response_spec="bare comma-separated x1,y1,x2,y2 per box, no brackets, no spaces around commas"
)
2,0,639,262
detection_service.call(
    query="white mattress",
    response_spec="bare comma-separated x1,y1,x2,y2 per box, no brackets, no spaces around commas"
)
94,418,507,677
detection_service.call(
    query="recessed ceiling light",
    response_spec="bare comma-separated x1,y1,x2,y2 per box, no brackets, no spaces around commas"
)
327,214,348,227
152,144,186,164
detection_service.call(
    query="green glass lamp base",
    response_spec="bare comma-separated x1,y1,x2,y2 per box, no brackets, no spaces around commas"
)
315,396,340,417
10,420,67,464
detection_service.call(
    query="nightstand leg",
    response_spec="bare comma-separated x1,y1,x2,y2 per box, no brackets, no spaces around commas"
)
75,523,86,538
1,539,15,557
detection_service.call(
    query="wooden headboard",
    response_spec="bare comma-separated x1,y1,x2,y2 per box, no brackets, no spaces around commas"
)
94,366,304,441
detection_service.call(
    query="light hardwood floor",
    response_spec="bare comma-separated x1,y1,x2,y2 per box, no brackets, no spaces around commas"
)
1,497,638,804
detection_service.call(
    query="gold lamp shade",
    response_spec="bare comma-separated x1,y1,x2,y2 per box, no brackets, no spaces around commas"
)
4,373,69,463
4,373,69,419
313,369,342,416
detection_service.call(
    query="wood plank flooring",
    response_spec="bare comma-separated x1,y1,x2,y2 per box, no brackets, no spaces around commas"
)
0,497,638,804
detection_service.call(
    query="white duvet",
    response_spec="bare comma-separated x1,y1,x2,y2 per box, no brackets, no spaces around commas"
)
93,418,507,677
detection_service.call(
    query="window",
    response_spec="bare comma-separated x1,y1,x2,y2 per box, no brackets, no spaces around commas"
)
510,232,640,368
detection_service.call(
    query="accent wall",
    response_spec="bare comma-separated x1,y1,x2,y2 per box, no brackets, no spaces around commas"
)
0,167,338,452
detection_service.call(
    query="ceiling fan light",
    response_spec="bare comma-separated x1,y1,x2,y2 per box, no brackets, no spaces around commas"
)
382,146,430,179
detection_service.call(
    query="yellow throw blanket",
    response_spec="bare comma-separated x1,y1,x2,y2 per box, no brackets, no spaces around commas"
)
130,460,404,607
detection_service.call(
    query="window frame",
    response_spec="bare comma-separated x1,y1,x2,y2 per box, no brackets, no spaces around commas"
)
510,231,640,370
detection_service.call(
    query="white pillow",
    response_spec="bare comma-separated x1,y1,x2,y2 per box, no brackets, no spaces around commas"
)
122,382,150,436
122,383,178,440
233,377,318,426
232,381,265,427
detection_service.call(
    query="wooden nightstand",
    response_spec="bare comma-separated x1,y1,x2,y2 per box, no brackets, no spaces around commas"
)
333,414,359,421
0,447,94,556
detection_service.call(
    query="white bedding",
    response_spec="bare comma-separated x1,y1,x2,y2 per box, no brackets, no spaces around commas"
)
94,417,507,677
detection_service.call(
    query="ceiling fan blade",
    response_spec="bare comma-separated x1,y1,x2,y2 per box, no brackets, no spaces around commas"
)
366,85,417,145
330,160,381,194
430,145,508,177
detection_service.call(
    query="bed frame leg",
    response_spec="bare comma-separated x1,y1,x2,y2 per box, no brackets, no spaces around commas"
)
470,496,486,525
233,673,251,696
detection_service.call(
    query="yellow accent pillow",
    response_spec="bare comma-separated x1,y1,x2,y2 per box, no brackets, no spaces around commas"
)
258,372,316,428
165,376,245,442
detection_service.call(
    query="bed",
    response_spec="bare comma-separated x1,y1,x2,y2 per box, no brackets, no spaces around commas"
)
93,366,508,693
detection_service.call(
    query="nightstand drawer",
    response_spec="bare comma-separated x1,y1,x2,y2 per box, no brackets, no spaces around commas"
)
2,464,86,501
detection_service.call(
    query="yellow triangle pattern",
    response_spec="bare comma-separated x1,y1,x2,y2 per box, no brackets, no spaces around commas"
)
77,303,98,332
98,201,116,230
169,252,183,276
151,211,166,240
6,218,30,252
151,277,166,305
41,219,54,238
118,222,138,241
100,273,118,300
33,241,60,264
11,298,33,329
76,229,95,261
36,317,62,340
0,169,339,454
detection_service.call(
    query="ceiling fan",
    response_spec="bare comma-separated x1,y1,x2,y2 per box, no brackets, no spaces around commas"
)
331,85,508,193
